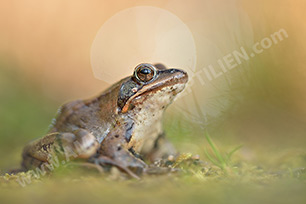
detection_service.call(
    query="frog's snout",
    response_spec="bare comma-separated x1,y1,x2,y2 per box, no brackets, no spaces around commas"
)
169,68,188,84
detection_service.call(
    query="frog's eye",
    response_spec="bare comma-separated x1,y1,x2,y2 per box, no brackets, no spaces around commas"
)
134,63,157,83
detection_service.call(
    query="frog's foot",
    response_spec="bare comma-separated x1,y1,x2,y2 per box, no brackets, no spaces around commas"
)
91,155,143,179
22,129,99,170
96,145,147,178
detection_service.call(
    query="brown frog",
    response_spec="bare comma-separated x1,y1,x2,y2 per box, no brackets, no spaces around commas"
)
21,63,188,177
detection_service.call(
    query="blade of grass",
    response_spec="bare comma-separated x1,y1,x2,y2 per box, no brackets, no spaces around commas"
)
226,145,243,161
204,148,222,168
205,132,226,166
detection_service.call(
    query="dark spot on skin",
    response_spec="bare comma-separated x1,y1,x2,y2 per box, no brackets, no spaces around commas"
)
128,147,144,160
43,144,48,151
125,122,134,142
117,146,122,151
115,135,119,138
162,106,165,109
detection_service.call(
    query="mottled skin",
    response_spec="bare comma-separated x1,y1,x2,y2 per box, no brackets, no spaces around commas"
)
21,63,188,176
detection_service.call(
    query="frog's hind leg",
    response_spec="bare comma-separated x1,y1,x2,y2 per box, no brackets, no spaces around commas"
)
22,132,58,170
22,129,99,171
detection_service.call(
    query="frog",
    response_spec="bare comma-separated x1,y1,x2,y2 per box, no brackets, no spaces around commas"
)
21,63,188,177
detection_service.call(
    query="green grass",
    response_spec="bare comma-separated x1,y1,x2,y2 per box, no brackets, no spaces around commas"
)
204,131,242,173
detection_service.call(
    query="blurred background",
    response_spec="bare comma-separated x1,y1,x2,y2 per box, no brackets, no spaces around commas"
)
0,0,305,178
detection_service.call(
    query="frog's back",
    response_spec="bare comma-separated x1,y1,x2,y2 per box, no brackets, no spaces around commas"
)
49,82,122,139
49,100,92,132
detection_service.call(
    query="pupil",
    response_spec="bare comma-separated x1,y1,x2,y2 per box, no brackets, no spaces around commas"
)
140,68,151,75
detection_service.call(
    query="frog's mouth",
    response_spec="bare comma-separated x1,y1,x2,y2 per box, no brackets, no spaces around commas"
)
121,69,188,113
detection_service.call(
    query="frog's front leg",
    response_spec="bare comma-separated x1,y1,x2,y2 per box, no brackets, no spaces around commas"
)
96,126,147,176
22,129,99,170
